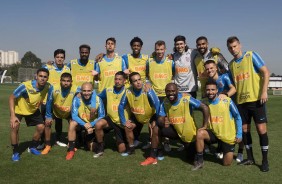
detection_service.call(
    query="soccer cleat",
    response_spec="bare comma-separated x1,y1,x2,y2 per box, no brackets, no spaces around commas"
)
236,153,244,163
36,143,45,150
192,161,204,171
56,141,67,147
142,142,151,149
133,140,142,148
177,144,185,152
238,159,255,165
12,152,20,161
121,152,129,157
140,157,157,166
66,151,75,160
28,147,41,155
41,145,51,155
163,142,171,152
127,147,135,155
157,156,165,161
261,161,269,172
93,152,104,158
157,149,164,160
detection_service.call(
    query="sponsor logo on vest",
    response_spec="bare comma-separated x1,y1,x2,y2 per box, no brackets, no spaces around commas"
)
131,107,145,114
235,72,250,82
81,113,90,121
54,104,70,112
104,70,117,77
154,73,168,79
169,116,185,124
112,104,118,112
211,116,223,124
239,92,250,100
198,71,208,79
134,65,146,72
76,75,90,82
176,67,189,73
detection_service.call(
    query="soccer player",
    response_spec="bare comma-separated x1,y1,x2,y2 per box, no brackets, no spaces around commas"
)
42,73,80,154
118,72,160,155
227,36,270,172
194,36,229,98
93,37,129,93
93,71,131,157
43,49,71,147
68,44,95,87
192,80,242,171
66,82,105,160
173,35,198,98
9,68,50,161
140,83,210,166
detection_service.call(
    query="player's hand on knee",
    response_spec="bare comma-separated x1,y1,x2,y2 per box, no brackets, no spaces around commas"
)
45,118,53,126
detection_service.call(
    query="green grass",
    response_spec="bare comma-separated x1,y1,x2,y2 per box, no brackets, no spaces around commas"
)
0,84,282,183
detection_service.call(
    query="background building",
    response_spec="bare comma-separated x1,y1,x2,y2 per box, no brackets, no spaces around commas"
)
0,50,19,66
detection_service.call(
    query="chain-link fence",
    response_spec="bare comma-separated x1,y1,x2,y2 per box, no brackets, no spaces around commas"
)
18,68,37,82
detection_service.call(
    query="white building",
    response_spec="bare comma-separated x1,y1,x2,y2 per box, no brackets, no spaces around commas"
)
0,50,19,66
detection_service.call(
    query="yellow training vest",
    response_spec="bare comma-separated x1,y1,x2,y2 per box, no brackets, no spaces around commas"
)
208,98,236,144
148,57,173,97
46,64,71,86
229,51,262,104
52,84,78,119
97,56,122,93
106,87,131,126
126,87,155,124
127,54,148,83
163,96,196,143
15,81,50,115
78,96,100,123
70,59,95,87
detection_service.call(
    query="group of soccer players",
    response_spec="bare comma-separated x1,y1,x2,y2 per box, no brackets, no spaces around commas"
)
9,35,270,172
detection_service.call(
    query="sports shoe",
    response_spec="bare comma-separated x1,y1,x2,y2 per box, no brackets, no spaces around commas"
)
238,159,255,165
12,152,20,161
134,140,142,148
177,144,185,152
41,145,51,155
140,157,157,166
56,141,67,147
236,153,244,163
66,151,75,160
192,161,204,171
142,142,151,149
121,152,129,157
261,161,269,172
127,146,135,155
215,152,223,159
36,143,45,150
93,152,104,158
163,142,171,152
157,149,164,161
28,147,41,155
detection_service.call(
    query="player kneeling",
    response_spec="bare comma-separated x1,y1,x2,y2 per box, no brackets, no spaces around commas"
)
192,80,242,170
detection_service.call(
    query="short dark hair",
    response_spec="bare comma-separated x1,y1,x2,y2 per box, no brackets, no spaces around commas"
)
37,68,49,76
54,49,65,58
115,71,127,79
155,40,166,48
227,36,240,46
196,36,208,43
205,79,217,87
79,44,91,51
173,35,188,52
106,37,116,44
204,59,216,66
129,72,140,83
130,37,143,46
60,72,72,80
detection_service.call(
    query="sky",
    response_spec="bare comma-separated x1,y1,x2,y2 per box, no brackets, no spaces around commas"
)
0,0,281,74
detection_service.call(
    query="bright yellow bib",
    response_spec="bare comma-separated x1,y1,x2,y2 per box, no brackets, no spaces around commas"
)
164,96,196,143
70,59,94,87
148,57,173,97
207,98,236,144
15,81,50,115
52,84,77,119
229,51,261,104
46,65,71,86
128,54,148,83
126,87,155,124
97,56,122,93
106,87,131,126
78,96,100,123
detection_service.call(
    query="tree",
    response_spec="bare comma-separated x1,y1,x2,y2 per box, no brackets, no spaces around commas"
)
21,51,42,68
270,73,276,77
5,63,21,82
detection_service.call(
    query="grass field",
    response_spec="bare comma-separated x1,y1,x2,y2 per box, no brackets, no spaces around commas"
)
0,84,281,184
